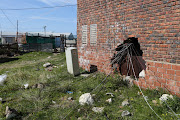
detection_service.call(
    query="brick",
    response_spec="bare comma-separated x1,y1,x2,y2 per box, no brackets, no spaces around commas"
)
157,68,166,73
166,80,176,86
167,69,175,75
163,64,172,69
172,65,180,70
155,63,163,67
176,82,180,87
154,81,161,87
176,70,180,76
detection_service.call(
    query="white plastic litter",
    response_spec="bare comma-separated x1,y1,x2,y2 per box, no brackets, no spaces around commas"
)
0,74,7,85
24,84,29,89
139,70,145,78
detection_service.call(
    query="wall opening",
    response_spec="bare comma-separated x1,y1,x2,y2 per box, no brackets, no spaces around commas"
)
111,37,146,78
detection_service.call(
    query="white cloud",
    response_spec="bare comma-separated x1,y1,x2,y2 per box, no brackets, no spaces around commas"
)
29,16,76,23
38,0,77,6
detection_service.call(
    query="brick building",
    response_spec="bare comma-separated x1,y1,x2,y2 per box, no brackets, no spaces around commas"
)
77,0,180,95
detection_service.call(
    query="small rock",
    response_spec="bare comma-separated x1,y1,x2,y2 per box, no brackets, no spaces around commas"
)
106,93,114,97
121,110,131,117
43,63,51,68
106,98,112,104
37,83,44,89
92,107,104,113
47,56,51,59
45,66,53,71
152,100,157,104
79,93,94,105
139,70,145,78
0,97,2,101
159,94,173,103
80,74,90,77
24,84,29,89
0,74,7,85
122,99,130,106
5,106,19,119
68,97,73,101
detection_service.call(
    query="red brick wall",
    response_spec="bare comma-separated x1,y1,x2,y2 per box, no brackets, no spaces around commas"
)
77,0,180,95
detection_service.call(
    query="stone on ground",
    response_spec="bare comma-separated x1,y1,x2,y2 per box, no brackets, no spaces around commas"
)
92,107,104,113
43,62,51,68
0,74,7,85
121,110,131,117
79,93,94,105
122,99,130,106
159,94,173,103
106,98,112,104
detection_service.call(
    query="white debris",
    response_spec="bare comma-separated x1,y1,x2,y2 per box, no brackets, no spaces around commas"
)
123,76,134,87
159,94,173,103
43,63,51,68
79,93,94,105
92,107,104,113
52,101,56,104
47,56,51,59
24,84,29,89
106,98,112,104
0,97,2,101
0,74,7,85
139,70,145,78
121,110,131,117
122,99,130,106
80,74,90,77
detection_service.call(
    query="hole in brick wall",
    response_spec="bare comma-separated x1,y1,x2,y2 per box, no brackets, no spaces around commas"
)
90,65,98,73
111,37,146,78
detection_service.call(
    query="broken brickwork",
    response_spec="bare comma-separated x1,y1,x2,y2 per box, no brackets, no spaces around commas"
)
77,0,180,95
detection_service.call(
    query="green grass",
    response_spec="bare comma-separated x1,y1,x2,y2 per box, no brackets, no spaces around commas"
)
0,52,179,120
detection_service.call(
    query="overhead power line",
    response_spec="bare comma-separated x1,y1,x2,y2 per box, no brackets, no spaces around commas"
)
1,4,77,11
0,9,16,28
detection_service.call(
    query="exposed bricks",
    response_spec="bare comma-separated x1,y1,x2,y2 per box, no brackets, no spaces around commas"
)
77,0,180,96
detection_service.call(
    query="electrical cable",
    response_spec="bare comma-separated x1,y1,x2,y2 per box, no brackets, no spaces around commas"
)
0,8,16,29
1,4,77,11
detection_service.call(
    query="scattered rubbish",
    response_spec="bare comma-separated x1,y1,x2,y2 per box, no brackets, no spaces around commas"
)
67,97,73,101
5,106,19,120
43,62,52,68
80,74,90,77
47,56,51,59
92,107,104,113
106,98,112,104
67,91,73,94
79,93,94,105
45,66,53,71
122,99,130,106
139,70,145,78
159,94,173,103
0,74,7,85
121,110,131,117
106,93,114,97
52,101,56,104
24,84,29,89
152,100,157,104
138,91,143,95
32,83,44,89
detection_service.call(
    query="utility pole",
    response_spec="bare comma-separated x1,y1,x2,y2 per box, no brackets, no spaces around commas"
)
16,20,18,42
43,26,46,37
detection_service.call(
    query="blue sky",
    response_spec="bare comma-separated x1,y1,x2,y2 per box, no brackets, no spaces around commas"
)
0,0,77,34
